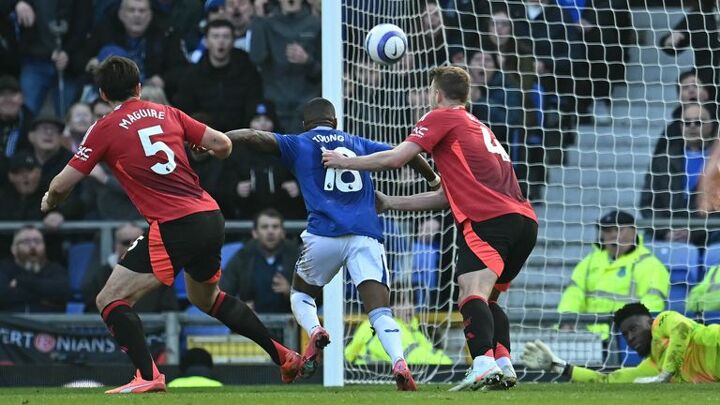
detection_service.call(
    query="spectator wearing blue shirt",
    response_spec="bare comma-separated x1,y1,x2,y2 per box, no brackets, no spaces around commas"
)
641,103,718,245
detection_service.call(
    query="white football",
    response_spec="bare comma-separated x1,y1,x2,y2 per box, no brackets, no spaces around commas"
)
364,24,407,65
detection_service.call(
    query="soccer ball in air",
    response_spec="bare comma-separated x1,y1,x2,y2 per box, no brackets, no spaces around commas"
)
365,24,407,65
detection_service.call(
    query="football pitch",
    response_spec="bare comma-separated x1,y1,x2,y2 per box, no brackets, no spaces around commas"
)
1,384,718,405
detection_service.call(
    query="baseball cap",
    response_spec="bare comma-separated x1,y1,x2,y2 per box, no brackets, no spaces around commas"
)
205,0,225,13
8,152,40,173
0,75,20,93
598,210,635,228
30,116,65,133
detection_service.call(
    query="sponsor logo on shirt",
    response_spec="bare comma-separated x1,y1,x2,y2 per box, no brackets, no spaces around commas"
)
75,146,93,161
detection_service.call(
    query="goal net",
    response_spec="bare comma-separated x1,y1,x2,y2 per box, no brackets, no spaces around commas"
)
328,0,720,384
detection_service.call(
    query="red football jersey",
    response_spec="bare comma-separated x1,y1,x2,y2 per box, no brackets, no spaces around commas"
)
68,99,219,223
406,106,537,224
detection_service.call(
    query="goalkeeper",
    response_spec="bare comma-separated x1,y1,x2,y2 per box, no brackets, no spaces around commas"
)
522,303,720,383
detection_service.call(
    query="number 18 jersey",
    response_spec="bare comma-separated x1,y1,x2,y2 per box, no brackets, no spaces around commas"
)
275,127,391,241
406,107,537,224
68,99,218,223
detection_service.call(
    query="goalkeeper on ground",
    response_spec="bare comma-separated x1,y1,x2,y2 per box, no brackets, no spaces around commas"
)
522,303,720,383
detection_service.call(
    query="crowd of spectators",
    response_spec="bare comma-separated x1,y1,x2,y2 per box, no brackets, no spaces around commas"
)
0,0,719,318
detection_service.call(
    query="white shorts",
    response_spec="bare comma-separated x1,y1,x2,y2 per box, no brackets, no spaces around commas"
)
294,230,390,288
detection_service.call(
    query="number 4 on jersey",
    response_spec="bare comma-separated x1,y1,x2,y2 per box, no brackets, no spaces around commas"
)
322,146,363,192
481,126,510,162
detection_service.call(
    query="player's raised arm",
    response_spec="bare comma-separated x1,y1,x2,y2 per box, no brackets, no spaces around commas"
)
322,141,422,171
199,126,233,159
42,165,86,213
375,189,449,213
225,128,280,155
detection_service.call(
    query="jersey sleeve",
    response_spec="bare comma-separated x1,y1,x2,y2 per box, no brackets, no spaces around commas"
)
274,133,301,169
174,107,207,145
652,311,694,376
361,138,392,155
67,122,107,175
405,110,454,153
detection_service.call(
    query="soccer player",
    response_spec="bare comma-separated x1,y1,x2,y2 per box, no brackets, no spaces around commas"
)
322,66,538,391
522,303,720,383
41,56,304,394
225,97,440,391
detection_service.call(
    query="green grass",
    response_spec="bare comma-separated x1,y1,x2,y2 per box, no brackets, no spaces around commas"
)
0,384,718,405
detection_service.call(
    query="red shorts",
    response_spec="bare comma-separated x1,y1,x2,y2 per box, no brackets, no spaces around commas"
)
455,214,538,291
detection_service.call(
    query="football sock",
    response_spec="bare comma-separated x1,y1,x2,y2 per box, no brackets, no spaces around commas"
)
208,291,286,365
489,301,511,362
368,307,404,366
101,300,155,380
290,289,321,335
459,295,494,359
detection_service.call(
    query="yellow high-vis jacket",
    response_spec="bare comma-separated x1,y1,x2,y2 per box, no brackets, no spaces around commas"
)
558,237,670,339
687,265,720,312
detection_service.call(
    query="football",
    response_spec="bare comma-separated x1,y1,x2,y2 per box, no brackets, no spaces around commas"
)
364,23,407,65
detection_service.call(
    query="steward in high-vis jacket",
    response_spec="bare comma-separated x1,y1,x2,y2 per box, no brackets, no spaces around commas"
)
558,211,670,340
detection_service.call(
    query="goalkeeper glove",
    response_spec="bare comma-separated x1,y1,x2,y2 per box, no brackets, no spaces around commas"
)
634,371,672,384
521,340,567,374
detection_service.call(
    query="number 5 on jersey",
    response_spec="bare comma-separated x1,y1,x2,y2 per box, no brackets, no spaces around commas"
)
138,125,177,175
322,146,363,192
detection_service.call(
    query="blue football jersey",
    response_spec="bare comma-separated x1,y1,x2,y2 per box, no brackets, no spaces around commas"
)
274,127,391,241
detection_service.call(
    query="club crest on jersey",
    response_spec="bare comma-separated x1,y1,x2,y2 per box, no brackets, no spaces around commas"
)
75,146,93,161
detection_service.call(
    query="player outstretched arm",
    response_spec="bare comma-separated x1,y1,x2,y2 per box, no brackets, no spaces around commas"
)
225,128,280,155
407,154,442,190
199,127,233,159
375,189,449,213
323,141,422,171
521,339,660,383
41,165,86,213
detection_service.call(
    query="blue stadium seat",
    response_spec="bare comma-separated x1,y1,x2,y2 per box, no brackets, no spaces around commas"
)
221,242,244,269
65,302,85,313
646,241,700,283
703,311,720,325
67,242,97,300
668,284,689,312
703,243,720,268
175,270,187,300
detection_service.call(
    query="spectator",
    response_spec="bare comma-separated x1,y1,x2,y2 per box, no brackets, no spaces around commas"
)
250,0,320,132
558,211,670,340
76,0,188,99
0,3,23,76
641,103,717,245
82,223,178,313
90,98,113,121
660,0,720,96
468,51,523,146
306,0,320,17
17,0,92,117
222,101,305,219
220,209,299,313
81,164,142,220
140,84,169,104
168,348,223,388
0,152,79,227
151,0,204,51
61,102,93,153
0,152,44,221
0,75,33,159
186,112,225,212
687,264,720,312
27,116,74,188
174,19,262,131
653,70,717,157
0,226,69,312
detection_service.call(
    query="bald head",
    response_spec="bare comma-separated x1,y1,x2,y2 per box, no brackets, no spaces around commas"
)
303,97,337,130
